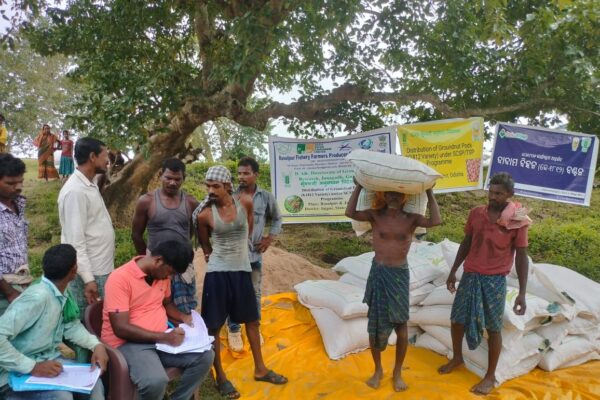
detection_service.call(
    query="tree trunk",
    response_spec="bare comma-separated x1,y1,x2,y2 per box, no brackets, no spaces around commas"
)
102,125,196,224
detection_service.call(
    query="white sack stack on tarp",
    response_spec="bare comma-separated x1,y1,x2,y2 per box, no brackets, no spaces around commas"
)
296,238,600,379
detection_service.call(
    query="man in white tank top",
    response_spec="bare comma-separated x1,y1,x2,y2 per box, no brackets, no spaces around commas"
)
196,166,287,399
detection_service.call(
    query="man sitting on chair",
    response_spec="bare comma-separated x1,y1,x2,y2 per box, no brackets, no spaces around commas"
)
0,244,108,400
101,240,214,400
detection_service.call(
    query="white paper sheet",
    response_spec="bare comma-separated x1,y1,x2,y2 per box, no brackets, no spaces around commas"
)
156,310,214,354
26,365,101,391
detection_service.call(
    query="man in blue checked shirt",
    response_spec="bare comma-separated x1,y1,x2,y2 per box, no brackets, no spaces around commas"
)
0,154,30,317
226,157,282,352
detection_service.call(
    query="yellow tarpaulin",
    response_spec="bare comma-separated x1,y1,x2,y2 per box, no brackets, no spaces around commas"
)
220,293,600,400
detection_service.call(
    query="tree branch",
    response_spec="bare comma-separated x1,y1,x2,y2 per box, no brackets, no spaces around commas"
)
234,83,556,130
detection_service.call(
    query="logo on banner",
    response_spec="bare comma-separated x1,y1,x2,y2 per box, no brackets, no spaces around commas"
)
276,144,292,155
338,141,352,152
498,128,528,141
358,138,373,150
581,137,592,153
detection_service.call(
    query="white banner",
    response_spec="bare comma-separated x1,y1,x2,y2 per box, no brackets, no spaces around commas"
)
269,128,397,223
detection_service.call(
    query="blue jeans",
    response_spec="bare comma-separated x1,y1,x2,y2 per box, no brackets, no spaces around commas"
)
118,343,214,400
227,261,262,333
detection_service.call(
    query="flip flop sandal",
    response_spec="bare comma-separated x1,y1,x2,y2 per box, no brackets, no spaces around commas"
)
254,370,288,385
216,379,240,399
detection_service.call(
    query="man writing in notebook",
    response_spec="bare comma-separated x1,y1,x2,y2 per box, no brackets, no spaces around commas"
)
0,244,108,400
102,240,213,400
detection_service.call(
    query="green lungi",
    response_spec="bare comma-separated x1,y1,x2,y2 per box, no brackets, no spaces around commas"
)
450,272,506,350
363,259,410,351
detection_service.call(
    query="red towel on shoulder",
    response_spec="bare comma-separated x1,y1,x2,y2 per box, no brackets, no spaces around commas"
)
497,201,532,230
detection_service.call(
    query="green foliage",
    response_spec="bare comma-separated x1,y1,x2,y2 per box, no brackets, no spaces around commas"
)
528,220,600,282
320,236,372,264
184,161,272,201
23,162,62,276
16,0,597,146
114,228,137,267
0,36,81,155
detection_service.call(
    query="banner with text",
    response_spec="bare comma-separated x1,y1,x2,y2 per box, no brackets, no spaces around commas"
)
269,128,396,223
486,123,598,206
397,117,485,193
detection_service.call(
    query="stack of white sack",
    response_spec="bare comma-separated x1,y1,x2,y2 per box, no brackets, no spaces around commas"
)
345,149,441,236
527,263,600,371
414,239,600,383
295,241,447,360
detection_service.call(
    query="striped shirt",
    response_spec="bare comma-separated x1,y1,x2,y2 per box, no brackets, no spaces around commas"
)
0,196,27,280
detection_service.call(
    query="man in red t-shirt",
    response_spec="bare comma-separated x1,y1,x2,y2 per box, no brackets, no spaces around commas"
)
438,172,529,395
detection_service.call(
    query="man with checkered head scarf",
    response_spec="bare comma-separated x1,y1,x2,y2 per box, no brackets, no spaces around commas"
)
195,165,287,398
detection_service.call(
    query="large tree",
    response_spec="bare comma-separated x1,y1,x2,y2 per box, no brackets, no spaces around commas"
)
9,0,600,218
0,36,81,154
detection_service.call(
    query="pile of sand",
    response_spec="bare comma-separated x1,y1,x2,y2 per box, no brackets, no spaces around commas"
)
194,246,338,298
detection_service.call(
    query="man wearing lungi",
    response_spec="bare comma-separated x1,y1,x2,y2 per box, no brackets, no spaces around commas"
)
346,182,441,392
438,172,530,395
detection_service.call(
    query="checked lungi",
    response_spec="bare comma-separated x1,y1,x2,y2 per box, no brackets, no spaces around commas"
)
450,272,506,350
363,259,410,351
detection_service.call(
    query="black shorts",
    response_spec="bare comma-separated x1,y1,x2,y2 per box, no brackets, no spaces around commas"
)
201,271,259,330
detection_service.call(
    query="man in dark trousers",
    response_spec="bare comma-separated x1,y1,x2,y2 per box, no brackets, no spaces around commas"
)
196,165,287,399
226,156,282,352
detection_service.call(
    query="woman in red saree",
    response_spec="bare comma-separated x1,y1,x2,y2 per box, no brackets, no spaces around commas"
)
33,124,60,181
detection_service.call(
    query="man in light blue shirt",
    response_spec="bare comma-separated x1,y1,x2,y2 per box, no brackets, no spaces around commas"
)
227,157,283,352
0,244,108,400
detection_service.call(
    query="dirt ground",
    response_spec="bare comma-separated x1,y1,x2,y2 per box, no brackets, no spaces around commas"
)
194,246,339,298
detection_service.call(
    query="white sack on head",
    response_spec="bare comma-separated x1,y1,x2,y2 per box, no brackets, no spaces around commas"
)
346,149,441,194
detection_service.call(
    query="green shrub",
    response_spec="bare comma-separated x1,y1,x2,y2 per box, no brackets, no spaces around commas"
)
319,236,372,264
186,160,271,194
529,219,600,282
114,228,138,267
327,222,354,232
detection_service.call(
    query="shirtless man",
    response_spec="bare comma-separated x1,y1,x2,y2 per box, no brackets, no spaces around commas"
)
346,183,441,392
